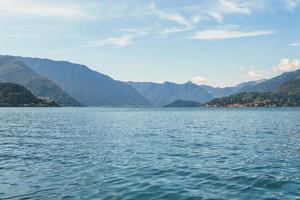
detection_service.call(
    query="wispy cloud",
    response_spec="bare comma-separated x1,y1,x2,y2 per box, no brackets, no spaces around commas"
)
160,27,193,36
149,1,201,36
203,0,253,23
289,42,300,47
87,36,134,48
219,0,251,15
149,2,195,27
208,0,252,23
282,0,300,10
248,70,266,78
191,28,274,40
209,12,224,23
0,0,89,19
242,68,272,80
273,58,300,72
86,28,149,48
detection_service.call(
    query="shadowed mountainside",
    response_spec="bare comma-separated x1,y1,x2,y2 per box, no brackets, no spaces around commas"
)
128,81,213,107
16,56,151,107
0,56,81,106
163,100,201,108
205,77,300,107
239,69,300,93
200,80,265,98
0,82,58,107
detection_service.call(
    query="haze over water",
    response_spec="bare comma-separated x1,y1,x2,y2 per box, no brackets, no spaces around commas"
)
0,108,300,199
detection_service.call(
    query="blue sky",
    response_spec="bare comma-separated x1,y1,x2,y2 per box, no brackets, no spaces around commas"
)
0,0,299,87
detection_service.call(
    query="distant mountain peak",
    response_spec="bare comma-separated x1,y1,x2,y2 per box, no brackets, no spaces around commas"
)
128,81,213,107
184,81,194,85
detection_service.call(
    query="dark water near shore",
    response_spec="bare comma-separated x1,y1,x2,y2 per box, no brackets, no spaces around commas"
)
0,108,300,199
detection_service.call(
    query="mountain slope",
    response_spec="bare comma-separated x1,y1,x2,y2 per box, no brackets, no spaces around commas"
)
240,69,300,93
200,80,265,98
205,77,300,107
16,56,151,107
128,81,213,107
277,78,300,94
0,56,81,106
201,69,300,98
0,82,58,107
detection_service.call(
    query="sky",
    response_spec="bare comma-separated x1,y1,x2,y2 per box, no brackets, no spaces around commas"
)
0,0,299,87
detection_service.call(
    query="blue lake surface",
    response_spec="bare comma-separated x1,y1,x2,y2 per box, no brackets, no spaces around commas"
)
0,108,300,199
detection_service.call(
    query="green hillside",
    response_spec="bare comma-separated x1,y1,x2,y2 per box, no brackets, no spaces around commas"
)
0,56,81,106
0,82,58,107
164,100,201,107
205,78,300,107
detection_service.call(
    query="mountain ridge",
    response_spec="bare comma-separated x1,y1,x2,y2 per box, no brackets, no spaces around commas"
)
15,56,152,107
127,81,213,107
200,80,266,98
239,69,300,93
0,56,81,106
205,77,300,107
1,54,299,107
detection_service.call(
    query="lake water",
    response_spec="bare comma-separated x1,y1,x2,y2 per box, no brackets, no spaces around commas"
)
0,108,300,199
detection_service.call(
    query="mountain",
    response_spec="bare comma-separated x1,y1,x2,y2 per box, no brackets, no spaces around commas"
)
239,69,300,93
164,100,201,108
0,82,58,107
205,91,300,108
200,85,236,98
205,77,300,107
15,56,151,107
2,54,298,107
0,56,81,106
277,78,300,94
127,81,213,107
201,70,300,98
200,80,265,98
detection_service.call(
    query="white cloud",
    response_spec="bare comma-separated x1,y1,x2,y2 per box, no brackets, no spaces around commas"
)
86,28,149,48
247,69,271,78
149,2,196,27
192,28,274,40
248,70,263,78
219,0,251,15
207,0,252,23
289,42,300,47
245,58,300,80
191,76,207,85
90,35,133,47
0,0,89,19
273,58,300,72
86,35,135,48
282,0,300,10
160,27,192,35
121,27,151,34
149,1,201,36
209,12,224,23
191,15,201,24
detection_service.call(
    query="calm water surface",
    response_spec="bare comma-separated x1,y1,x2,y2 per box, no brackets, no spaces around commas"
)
0,108,300,199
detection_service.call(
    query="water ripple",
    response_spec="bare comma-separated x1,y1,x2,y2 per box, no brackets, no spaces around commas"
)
0,107,300,199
